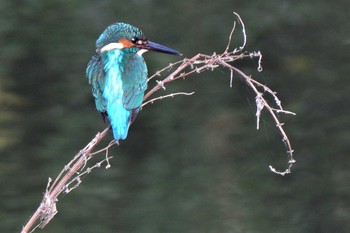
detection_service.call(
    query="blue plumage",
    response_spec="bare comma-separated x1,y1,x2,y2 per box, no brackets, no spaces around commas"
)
86,22,181,140
101,49,147,139
103,50,132,139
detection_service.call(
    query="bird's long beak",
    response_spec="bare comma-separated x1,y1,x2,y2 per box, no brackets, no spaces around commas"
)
139,41,182,56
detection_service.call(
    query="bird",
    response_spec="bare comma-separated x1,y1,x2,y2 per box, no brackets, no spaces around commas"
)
86,22,181,140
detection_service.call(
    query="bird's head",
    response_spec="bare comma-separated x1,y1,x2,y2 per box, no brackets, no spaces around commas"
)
96,22,181,56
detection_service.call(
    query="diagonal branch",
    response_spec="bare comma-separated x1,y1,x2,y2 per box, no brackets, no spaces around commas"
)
21,127,112,233
21,12,295,233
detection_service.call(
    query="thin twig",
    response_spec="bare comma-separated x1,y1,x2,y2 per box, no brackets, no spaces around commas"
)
21,127,111,233
142,92,195,107
21,12,296,233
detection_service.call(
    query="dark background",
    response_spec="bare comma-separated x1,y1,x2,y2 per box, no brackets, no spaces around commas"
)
1,1,349,232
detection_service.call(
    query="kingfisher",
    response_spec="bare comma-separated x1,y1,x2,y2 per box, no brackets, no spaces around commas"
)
86,22,181,140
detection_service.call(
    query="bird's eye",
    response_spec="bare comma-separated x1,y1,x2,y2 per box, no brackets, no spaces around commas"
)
131,37,147,45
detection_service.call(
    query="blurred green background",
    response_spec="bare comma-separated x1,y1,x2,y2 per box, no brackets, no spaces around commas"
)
1,0,349,232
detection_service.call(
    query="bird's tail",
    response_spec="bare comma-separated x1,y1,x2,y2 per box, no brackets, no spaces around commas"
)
108,103,131,140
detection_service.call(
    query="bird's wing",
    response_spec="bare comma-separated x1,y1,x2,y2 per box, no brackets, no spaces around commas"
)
121,55,148,110
86,54,107,112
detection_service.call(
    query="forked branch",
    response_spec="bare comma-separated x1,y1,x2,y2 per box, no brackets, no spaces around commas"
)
21,12,295,233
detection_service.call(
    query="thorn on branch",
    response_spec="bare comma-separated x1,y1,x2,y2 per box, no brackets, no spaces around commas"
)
276,122,285,127
63,184,69,194
289,158,296,164
156,80,166,90
190,62,194,69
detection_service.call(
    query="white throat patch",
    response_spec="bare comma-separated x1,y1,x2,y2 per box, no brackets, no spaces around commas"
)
137,49,148,56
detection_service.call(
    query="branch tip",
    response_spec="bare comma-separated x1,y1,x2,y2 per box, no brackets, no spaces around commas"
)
21,13,296,233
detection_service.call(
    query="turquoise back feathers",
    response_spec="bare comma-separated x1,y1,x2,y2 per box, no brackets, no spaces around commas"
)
86,22,181,140
86,23,147,140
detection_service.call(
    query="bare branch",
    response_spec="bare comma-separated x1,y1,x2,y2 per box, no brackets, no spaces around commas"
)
21,127,111,233
21,12,296,233
224,21,236,53
142,92,195,107
233,11,247,51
